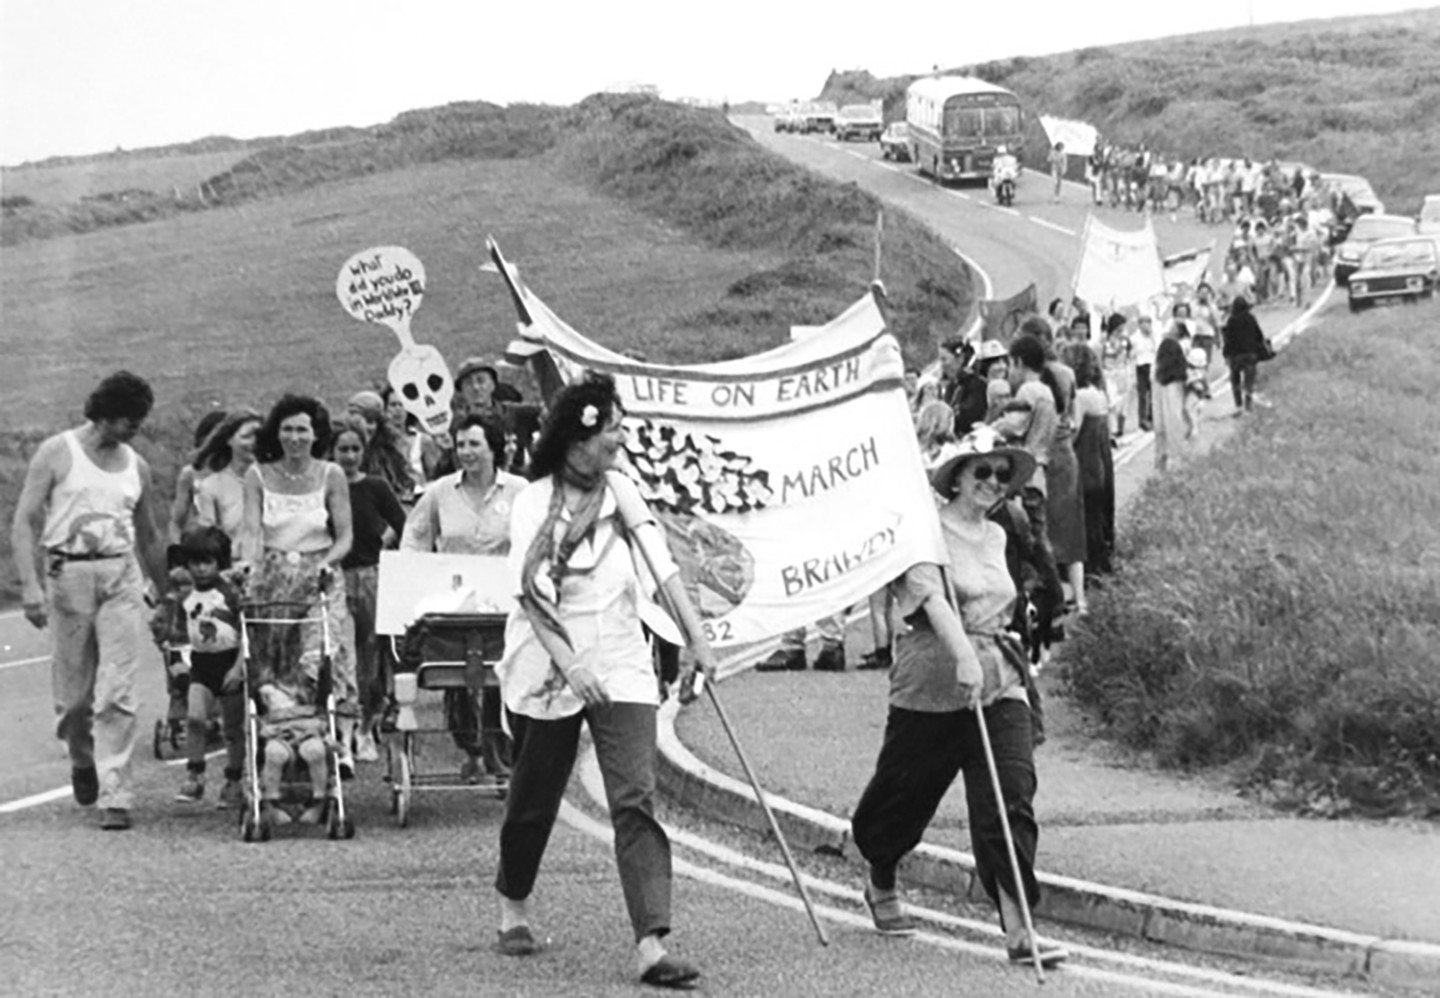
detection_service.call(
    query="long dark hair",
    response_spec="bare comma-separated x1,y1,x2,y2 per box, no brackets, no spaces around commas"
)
192,409,260,472
254,394,332,463
526,372,623,481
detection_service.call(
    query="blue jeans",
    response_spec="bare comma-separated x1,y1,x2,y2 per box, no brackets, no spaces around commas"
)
852,700,1040,912
496,703,672,941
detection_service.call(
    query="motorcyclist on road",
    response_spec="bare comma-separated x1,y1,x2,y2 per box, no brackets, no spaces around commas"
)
991,145,1019,203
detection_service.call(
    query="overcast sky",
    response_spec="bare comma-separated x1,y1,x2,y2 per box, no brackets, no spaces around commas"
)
1,0,1432,165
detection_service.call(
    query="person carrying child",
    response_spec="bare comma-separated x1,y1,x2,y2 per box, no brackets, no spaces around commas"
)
160,526,246,807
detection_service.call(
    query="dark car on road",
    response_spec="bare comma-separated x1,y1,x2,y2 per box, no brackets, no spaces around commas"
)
879,122,911,162
1332,213,1419,285
1347,237,1439,312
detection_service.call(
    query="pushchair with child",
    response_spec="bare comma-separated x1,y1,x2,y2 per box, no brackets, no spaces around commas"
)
237,575,355,842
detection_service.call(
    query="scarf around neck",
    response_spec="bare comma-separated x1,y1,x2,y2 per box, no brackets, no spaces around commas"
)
518,460,615,651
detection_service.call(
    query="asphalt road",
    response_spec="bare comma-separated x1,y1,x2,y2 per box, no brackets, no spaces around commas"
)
0,123,1367,997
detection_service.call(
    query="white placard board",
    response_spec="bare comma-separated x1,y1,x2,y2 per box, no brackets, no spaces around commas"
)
375,550,513,636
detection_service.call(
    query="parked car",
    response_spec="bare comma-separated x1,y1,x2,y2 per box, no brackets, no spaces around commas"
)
773,107,804,133
801,102,838,135
1418,194,1440,236
879,122,911,162
835,104,883,142
1332,213,1419,285
1347,237,1439,312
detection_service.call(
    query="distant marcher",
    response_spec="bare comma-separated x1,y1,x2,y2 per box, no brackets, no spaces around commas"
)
1048,141,1067,202
11,371,169,831
1221,297,1268,415
914,399,958,469
348,390,416,504
1100,313,1133,438
939,337,988,437
851,426,1067,969
382,385,443,489
1128,315,1158,431
166,409,228,543
1152,321,1190,472
1064,344,1114,577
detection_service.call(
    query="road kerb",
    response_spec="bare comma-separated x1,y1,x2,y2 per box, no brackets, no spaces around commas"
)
658,698,1440,990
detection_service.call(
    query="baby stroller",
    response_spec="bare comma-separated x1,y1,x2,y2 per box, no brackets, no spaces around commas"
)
385,611,510,827
236,577,355,842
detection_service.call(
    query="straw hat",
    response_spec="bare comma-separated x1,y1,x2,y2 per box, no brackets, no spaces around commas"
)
929,424,1036,500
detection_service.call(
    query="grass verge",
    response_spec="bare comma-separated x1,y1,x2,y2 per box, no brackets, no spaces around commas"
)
1062,303,1440,817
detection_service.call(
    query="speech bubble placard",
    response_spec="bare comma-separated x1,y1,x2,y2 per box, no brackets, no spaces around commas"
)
336,246,426,341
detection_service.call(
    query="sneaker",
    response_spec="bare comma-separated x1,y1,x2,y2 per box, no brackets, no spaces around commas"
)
863,883,917,936
354,731,380,764
755,648,805,673
99,808,132,831
175,776,204,804
71,765,99,807
813,643,846,672
217,779,243,810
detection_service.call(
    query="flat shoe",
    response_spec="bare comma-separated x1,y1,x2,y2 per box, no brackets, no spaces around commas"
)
863,884,917,936
640,956,700,989
495,926,540,957
1007,940,1069,969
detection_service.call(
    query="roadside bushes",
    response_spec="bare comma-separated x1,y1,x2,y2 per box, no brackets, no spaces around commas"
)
1063,310,1440,817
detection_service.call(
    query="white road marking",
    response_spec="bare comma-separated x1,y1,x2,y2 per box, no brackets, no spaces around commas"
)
946,190,971,201
0,750,223,813
0,610,25,621
0,654,48,672
1028,216,1075,236
844,149,869,161
570,751,1363,998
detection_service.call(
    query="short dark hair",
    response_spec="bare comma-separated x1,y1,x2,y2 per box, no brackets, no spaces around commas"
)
451,412,507,461
254,394,332,463
1008,334,1048,374
526,372,623,481
176,524,232,570
84,371,154,423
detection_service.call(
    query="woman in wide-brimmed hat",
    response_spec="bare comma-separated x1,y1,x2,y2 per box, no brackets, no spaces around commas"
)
851,424,1068,970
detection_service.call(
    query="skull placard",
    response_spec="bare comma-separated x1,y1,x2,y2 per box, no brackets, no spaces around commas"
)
388,344,453,436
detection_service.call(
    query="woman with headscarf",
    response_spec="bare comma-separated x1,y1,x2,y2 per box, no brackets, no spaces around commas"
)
492,373,716,989
851,426,1067,969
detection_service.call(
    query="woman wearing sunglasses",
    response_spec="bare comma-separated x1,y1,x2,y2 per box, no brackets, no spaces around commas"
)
850,425,1068,969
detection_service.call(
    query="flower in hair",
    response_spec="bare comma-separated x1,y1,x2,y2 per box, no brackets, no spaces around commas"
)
580,405,599,428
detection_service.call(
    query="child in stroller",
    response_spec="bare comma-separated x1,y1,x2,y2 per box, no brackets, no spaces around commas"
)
256,675,332,826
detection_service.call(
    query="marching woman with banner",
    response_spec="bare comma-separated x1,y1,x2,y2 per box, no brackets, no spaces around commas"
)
850,425,1067,970
492,373,717,990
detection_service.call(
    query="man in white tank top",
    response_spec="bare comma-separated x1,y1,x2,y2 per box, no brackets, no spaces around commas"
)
10,371,168,831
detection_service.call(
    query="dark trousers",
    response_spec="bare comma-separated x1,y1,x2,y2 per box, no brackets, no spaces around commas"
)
496,703,672,941
1134,364,1153,428
852,700,1040,913
1083,486,1115,576
1019,486,1064,647
1228,354,1258,410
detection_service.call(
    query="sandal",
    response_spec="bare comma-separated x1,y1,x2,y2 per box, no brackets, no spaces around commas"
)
495,925,540,957
640,956,701,989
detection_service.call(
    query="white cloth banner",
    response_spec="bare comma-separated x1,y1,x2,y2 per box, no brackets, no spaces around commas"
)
488,241,945,648
1071,216,1166,311
1038,115,1098,157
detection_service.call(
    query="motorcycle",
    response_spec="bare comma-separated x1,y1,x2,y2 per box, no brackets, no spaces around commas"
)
992,162,1018,206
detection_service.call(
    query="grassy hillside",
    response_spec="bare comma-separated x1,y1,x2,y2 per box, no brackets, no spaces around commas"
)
0,94,972,603
1064,302,1440,817
820,6,1440,210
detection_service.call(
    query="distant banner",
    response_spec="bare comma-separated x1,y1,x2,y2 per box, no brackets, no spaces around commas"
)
1038,115,1098,157
488,239,945,648
1162,243,1215,295
1072,216,1165,311
979,283,1038,344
